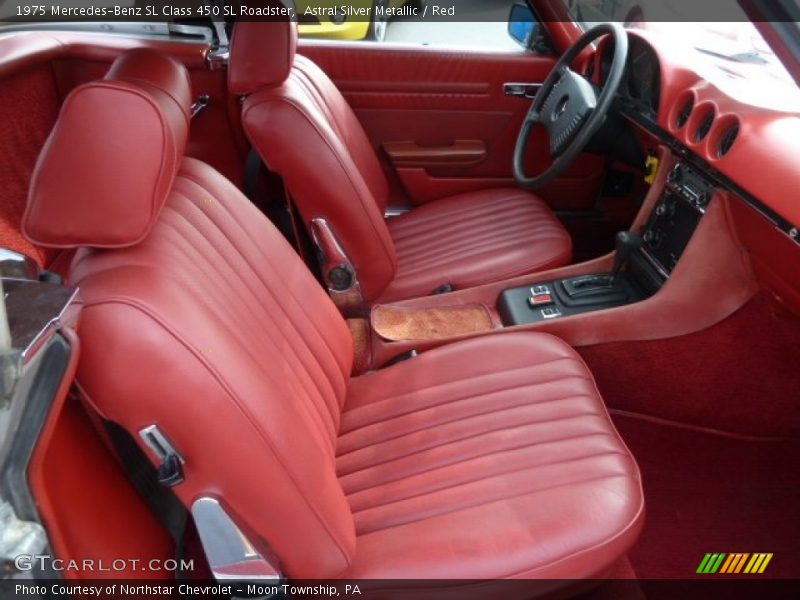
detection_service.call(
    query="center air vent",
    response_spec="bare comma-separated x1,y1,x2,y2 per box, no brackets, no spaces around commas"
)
694,111,715,142
717,123,739,158
676,99,694,129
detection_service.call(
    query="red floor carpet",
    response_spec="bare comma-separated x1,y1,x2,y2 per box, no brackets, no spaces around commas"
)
579,293,800,439
612,413,800,580
575,293,800,589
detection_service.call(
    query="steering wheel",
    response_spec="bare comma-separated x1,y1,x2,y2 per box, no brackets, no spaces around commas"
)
514,23,628,189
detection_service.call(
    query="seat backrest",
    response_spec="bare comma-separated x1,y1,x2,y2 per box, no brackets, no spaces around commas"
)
229,21,397,302
23,48,357,579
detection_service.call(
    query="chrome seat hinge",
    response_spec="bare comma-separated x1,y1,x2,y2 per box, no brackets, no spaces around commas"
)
192,497,283,587
205,2,229,70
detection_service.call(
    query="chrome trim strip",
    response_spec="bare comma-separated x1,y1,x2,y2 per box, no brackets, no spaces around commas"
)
384,208,410,218
638,248,670,280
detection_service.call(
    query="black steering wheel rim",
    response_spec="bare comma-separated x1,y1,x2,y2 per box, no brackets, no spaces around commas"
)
513,23,628,189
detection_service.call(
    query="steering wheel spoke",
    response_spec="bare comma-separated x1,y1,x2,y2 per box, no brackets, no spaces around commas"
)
551,112,588,157
513,23,627,189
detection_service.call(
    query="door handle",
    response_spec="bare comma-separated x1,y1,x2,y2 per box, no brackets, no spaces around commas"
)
504,82,542,99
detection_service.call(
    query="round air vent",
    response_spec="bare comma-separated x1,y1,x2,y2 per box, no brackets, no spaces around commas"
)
717,123,739,158
675,98,694,129
694,111,715,142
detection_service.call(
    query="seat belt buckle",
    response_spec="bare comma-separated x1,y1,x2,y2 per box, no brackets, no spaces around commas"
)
139,425,185,488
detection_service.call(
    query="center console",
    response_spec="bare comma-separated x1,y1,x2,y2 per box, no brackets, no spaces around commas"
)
498,161,713,326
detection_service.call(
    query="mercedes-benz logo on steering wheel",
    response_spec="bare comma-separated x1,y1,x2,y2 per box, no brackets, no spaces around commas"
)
553,95,570,121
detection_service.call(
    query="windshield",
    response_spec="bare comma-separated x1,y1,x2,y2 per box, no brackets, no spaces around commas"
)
564,0,796,87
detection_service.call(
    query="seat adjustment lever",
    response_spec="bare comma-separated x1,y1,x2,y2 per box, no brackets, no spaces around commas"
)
139,425,185,487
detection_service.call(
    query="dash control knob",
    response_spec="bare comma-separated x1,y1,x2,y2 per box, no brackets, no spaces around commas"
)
668,165,682,184
656,199,676,218
643,230,662,247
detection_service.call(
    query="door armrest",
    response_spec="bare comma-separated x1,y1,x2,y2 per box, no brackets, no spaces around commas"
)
382,140,487,167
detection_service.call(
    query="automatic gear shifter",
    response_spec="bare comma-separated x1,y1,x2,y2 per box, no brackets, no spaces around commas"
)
609,231,644,284
500,233,650,325
560,230,644,300
500,231,651,324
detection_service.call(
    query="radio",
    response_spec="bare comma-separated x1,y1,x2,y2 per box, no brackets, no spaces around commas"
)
641,162,714,276
666,163,714,212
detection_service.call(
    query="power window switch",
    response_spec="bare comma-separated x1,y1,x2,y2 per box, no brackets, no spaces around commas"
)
541,307,563,320
528,294,554,307
531,284,551,296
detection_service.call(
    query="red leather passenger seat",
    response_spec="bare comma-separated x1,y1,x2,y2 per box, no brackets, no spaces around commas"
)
228,21,573,302
23,49,643,586
340,334,643,579
385,188,572,301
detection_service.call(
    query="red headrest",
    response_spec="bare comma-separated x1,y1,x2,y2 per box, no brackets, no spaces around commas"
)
23,48,191,249
229,18,298,95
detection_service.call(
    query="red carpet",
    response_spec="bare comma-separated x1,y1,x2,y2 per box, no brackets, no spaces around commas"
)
576,293,800,584
612,413,800,580
579,293,800,439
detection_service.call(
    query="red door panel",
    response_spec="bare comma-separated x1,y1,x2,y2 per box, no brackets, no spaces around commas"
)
298,40,604,211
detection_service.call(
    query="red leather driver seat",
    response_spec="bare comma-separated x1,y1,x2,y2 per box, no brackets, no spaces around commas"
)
24,49,643,588
228,20,573,303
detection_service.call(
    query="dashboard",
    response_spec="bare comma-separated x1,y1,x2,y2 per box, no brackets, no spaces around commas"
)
593,29,800,244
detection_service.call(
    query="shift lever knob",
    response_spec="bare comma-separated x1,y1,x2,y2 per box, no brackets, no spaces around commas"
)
610,231,644,283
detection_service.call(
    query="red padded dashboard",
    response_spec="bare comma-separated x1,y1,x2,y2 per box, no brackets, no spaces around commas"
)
594,29,800,234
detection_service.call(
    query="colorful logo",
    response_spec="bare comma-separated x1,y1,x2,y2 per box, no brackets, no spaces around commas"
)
697,553,773,574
